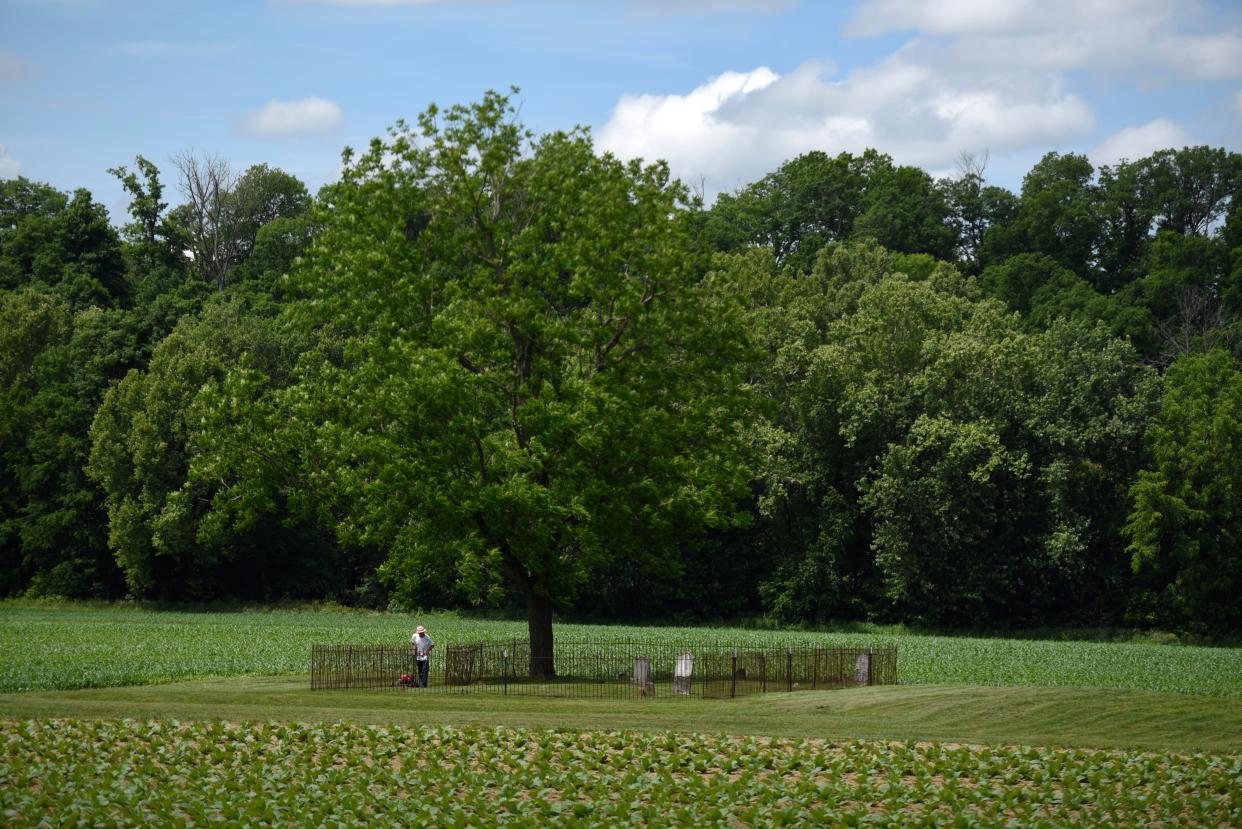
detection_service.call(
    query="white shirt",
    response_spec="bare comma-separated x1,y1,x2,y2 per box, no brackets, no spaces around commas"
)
411,632,434,660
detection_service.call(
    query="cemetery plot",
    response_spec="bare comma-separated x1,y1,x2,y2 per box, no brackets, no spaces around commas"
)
309,640,898,698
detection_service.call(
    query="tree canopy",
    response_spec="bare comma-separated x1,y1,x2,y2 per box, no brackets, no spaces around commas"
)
1,92,1239,638
188,91,760,669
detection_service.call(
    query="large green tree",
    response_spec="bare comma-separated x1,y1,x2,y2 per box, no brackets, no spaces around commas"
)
0,289,141,597
731,240,1155,626
705,150,865,273
983,152,1100,281
0,179,128,308
87,299,338,599
1125,349,1242,633
939,156,1019,275
194,91,758,671
853,162,955,261
1143,146,1241,238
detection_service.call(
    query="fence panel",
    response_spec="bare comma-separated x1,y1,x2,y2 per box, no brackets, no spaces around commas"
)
310,640,897,698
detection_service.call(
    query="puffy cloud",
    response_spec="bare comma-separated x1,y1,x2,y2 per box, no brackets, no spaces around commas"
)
598,1,1240,196
598,58,1092,196
0,144,20,179
1090,119,1197,167
598,67,781,191
238,97,344,137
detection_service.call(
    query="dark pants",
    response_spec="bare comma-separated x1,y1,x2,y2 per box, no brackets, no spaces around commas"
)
416,658,429,688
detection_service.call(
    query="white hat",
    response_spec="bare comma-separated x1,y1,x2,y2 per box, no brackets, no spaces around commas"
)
416,625,426,634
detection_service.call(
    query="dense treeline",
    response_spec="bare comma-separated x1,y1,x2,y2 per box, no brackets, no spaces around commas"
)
2,92,1239,638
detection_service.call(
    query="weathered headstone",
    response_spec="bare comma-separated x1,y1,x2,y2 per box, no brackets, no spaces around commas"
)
673,652,693,695
633,656,651,685
854,651,871,686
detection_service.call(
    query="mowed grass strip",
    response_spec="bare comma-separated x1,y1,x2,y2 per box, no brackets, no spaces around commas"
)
2,718,1238,828
2,677,1239,754
3,604,1241,698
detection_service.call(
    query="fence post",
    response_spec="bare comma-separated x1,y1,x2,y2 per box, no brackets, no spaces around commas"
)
730,649,737,699
787,647,793,692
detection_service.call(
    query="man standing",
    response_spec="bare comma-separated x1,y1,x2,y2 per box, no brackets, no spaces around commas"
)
410,625,434,688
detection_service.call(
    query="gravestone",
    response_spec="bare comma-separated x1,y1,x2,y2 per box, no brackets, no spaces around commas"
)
673,652,693,695
633,656,651,685
854,651,871,686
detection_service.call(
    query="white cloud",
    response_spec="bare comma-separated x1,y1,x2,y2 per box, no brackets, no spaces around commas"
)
0,144,20,179
847,0,1242,81
1090,119,1197,167
1236,90,1242,113
0,50,37,81
599,67,781,191
598,58,1093,197
848,0,1047,37
598,1,1242,196
238,97,344,137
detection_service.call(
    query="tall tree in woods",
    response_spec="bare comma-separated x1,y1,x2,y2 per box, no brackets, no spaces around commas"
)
171,152,240,290
169,155,309,291
193,91,758,673
1126,350,1242,633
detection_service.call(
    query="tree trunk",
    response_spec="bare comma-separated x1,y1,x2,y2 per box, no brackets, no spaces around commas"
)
490,533,556,678
527,590,555,678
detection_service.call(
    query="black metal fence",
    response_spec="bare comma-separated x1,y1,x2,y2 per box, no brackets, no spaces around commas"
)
310,639,897,698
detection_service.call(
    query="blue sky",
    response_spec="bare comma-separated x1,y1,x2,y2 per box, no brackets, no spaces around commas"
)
3,0,1241,220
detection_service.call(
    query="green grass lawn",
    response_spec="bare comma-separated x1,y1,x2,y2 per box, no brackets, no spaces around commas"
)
1,677,1240,754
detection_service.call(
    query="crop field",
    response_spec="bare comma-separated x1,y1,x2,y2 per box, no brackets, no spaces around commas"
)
2,604,1240,827
2,718,1238,828
2,604,1241,698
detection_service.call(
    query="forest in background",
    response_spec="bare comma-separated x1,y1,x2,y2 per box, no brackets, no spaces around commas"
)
2,91,1240,639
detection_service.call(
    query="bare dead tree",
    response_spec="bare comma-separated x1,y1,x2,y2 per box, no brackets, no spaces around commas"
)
1154,285,1242,366
172,151,241,291
955,149,989,183
944,149,992,271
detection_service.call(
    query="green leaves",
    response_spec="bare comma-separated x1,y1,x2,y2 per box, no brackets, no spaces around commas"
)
0,290,143,599
216,90,761,641
87,299,340,600
1125,349,1242,631
2,719,1237,828
736,242,1157,626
